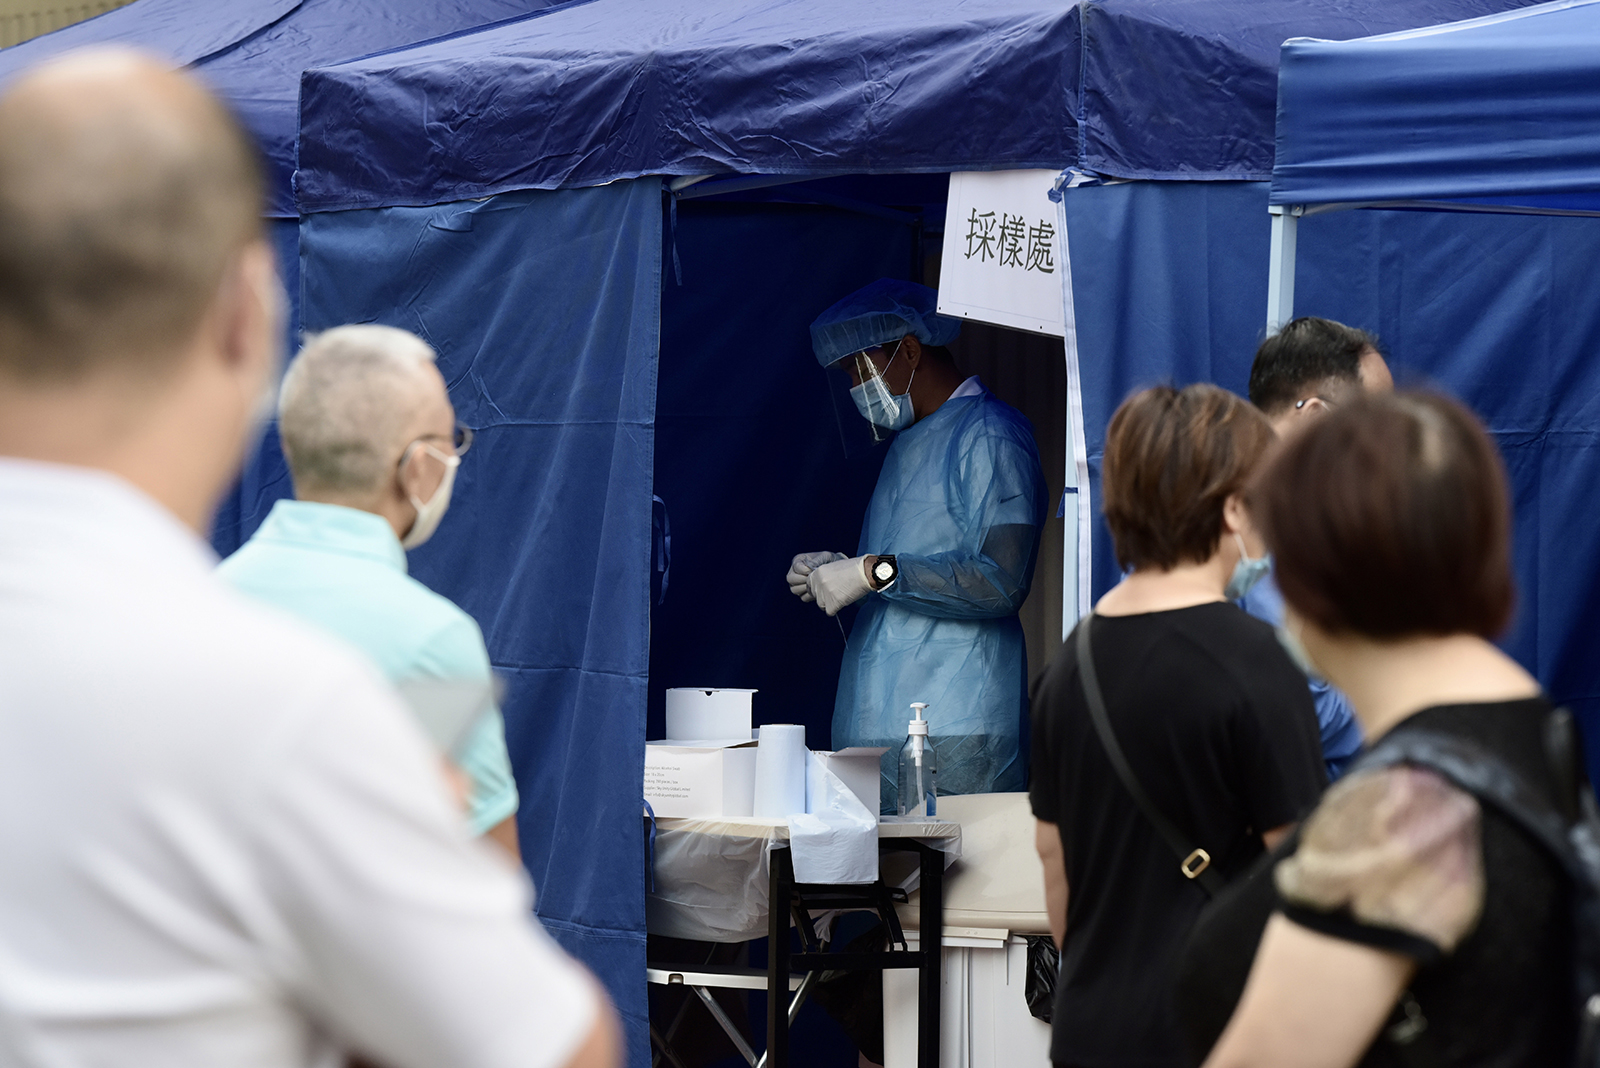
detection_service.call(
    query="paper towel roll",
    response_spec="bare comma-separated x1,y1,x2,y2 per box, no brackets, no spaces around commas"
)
752,723,807,817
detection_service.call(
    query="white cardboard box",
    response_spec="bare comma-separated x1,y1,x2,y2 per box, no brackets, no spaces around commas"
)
644,740,759,818
664,687,756,741
815,747,890,814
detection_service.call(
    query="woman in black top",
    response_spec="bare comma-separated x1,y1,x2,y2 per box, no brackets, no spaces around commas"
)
1182,392,1573,1067
1030,384,1327,1068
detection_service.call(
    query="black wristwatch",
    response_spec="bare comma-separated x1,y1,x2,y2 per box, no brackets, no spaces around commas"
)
869,554,898,590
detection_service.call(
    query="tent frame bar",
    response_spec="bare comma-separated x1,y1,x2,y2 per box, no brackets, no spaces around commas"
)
671,172,920,225
1266,204,1302,332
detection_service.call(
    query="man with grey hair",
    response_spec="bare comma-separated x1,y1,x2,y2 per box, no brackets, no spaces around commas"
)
220,324,520,854
0,49,615,1068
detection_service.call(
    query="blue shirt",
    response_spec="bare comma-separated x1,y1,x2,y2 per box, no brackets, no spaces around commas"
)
1239,569,1365,780
217,500,517,834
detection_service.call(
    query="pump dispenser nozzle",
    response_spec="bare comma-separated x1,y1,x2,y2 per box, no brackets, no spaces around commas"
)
908,702,929,736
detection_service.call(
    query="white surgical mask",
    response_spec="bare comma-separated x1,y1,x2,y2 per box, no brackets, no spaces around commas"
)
848,342,916,431
1224,532,1271,601
402,443,459,550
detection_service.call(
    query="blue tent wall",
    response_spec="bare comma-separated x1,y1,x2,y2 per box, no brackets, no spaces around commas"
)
649,199,914,745
297,181,661,1067
1063,180,1600,782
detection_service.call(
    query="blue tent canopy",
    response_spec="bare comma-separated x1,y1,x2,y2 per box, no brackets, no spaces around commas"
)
295,0,1540,213
1273,0,1600,211
0,0,556,217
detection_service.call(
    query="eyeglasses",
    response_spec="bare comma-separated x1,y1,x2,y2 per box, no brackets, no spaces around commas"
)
422,423,474,457
400,423,474,471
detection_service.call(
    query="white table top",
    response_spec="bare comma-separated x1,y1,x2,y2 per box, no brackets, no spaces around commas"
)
653,815,961,841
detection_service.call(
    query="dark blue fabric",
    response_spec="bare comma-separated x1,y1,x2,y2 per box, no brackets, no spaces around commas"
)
296,0,1081,210
647,200,911,750
294,0,1539,212
1274,0,1600,210
296,181,661,1067
1076,0,1541,182
0,0,557,217
0,0,299,73
1063,179,1600,786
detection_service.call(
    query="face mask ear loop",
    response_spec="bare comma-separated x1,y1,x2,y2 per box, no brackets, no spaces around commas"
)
396,441,423,536
398,441,455,531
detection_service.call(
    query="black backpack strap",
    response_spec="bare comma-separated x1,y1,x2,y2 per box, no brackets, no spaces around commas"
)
1356,726,1589,887
1076,616,1225,896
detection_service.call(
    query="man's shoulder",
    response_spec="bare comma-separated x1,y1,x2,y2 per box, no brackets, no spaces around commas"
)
192,574,398,692
15,564,400,756
224,533,470,631
1173,602,1285,661
953,392,1041,459
392,572,483,638
1237,570,1286,627
312,564,489,679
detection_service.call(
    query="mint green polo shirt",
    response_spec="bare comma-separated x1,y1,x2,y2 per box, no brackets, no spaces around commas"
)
217,499,518,835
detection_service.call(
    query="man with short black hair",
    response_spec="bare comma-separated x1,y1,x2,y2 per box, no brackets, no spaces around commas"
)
0,49,614,1068
1242,316,1394,778
1248,316,1394,436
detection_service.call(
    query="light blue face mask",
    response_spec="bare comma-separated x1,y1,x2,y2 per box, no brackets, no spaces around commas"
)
1225,532,1271,601
849,341,915,431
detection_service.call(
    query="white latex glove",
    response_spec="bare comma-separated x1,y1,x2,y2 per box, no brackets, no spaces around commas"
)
807,555,873,617
787,551,846,602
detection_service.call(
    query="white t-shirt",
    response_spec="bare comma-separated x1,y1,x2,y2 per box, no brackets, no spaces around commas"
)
0,459,599,1068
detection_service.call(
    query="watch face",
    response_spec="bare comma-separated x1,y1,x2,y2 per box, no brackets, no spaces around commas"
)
874,561,894,582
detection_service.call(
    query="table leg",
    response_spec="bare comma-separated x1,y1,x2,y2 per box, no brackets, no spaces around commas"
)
917,844,942,1068
767,845,791,1068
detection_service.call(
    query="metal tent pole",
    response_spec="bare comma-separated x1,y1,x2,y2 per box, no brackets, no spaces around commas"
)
1267,204,1303,333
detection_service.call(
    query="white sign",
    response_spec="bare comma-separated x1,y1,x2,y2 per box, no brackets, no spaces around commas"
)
937,169,1065,337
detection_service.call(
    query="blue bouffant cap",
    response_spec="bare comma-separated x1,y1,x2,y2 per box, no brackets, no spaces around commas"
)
809,278,962,368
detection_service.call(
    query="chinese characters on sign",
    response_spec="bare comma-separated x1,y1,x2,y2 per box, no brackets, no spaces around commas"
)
938,169,1064,337
964,209,1055,274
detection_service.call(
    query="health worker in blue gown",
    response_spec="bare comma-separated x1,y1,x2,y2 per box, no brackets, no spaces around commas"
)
787,279,1048,812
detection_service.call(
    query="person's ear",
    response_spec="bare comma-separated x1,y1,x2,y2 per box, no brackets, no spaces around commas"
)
1296,395,1333,417
1221,492,1248,536
217,240,283,381
900,334,922,369
395,444,427,503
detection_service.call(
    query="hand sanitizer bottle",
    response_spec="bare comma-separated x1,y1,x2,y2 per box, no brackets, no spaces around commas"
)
897,702,937,817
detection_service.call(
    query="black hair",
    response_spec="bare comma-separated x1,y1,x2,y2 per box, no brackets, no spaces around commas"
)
1248,317,1380,415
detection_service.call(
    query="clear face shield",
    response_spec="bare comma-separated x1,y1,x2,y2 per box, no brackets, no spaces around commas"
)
825,340,911,457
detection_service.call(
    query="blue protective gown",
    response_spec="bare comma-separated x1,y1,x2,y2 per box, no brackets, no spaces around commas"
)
834,383,1047,812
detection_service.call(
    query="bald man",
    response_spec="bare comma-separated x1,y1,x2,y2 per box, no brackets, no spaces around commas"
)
0,50,615,1068
220,325,521,855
